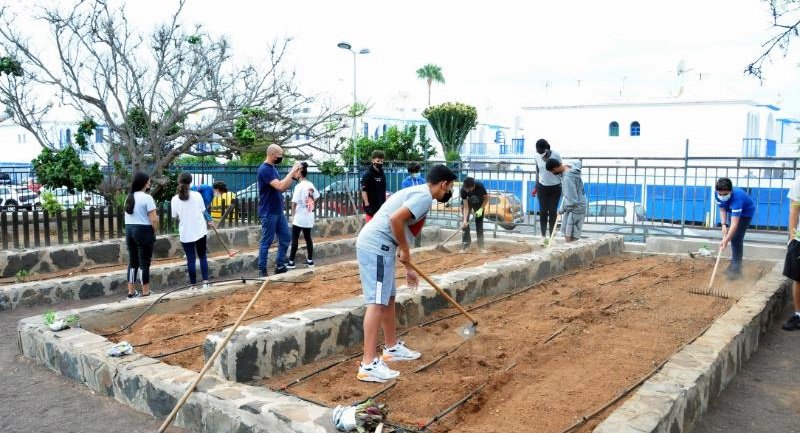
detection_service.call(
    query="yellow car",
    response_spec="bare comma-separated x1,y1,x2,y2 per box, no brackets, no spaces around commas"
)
432,187,524,230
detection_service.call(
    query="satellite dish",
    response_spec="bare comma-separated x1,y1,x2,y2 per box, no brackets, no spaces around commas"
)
676,59,694,77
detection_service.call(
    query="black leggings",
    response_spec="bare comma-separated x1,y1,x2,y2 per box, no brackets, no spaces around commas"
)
125,224,155,284
537,183,562,237
289,225,313,262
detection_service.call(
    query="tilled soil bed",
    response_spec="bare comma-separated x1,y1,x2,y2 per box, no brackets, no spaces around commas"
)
101,242,532,371
264,254,771,433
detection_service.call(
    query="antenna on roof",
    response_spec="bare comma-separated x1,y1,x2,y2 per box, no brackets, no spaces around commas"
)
676,59,694,77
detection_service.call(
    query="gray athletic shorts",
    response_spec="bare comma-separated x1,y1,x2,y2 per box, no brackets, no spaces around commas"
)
562,211,585,239
357,248,397,306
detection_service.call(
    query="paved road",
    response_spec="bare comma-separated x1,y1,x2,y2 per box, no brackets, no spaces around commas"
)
693,303,800,433
0,297,192,433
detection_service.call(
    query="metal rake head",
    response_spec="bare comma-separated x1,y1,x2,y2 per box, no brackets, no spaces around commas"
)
688,287,730,299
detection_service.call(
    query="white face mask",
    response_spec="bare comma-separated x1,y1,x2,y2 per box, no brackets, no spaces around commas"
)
718,193,731,202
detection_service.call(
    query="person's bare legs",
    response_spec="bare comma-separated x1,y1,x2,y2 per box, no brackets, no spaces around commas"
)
142,283,151,296
382,297,398,348
362,304,387,364
794,281,800,312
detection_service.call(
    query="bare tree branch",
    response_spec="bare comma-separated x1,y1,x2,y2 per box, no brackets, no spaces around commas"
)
746,0,800,81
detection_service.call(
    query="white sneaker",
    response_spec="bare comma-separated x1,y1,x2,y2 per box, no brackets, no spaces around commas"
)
382,340,421,362
357,358,399,383
202,281,210,290
306,259,314,268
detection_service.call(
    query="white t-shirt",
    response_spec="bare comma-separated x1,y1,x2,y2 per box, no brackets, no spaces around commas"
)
171,191,208,243
535,150,563,186
291,180,320,228
356,184,432,256
124,191,156,226
788,178,800,240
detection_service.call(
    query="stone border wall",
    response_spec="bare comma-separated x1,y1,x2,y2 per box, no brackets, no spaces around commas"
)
0,218,407,312
0,216,364,278
207,236,623,382
15,235,622,433
593,261,789,433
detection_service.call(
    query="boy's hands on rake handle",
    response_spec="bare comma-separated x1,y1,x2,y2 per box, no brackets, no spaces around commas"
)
398,248,418,289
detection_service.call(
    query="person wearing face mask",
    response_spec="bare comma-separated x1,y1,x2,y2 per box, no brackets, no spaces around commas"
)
123,171,158,298
714,177,755,279
257,144,303,277
355,164,457,383
532,138,563,245
361,150,387,222
460,176,489,253
401,162,425,189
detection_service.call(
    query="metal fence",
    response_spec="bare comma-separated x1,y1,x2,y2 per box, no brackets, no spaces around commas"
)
1,155,798,249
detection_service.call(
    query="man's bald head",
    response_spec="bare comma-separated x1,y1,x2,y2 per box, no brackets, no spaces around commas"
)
266,144,284,165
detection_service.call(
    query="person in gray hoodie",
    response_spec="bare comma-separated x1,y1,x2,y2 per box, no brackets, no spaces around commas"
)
546,159,587,242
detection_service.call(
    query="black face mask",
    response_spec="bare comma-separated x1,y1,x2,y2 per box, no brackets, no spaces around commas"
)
374,163,383,171
274,156,283,165
438,190,453,203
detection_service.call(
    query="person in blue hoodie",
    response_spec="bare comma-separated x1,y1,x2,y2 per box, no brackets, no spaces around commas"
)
546,159,586,242
400,162,425,189
715,177,755,279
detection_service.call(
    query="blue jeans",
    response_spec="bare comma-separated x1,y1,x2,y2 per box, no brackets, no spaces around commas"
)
181,235,209,285
729,216,751,270
259,212,291,273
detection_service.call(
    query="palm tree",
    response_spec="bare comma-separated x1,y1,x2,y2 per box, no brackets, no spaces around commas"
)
416,64,445,106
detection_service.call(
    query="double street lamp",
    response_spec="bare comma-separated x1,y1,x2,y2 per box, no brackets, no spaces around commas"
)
337,42,370,168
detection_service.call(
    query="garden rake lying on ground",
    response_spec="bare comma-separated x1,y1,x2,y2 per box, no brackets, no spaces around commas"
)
689,246,730,298
406,261,478,338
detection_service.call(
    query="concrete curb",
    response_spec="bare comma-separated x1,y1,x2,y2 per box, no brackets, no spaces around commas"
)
0,217,365,312
593,260,790,433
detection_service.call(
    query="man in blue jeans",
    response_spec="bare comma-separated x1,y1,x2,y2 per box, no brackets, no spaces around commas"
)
258,144,302,277
715,177,755,279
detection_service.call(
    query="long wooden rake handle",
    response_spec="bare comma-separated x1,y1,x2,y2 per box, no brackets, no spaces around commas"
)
156,277,271,432
547,211,561,247
210,224,235,256
707,246,723,291
406,261,478,326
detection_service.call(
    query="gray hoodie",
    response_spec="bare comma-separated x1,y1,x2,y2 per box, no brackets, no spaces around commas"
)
559,160,587,214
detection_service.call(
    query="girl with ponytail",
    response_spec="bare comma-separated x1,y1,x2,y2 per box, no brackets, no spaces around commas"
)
171,172,214,289
123,172,158,298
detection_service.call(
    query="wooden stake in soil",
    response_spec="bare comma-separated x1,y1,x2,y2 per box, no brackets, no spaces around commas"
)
156,277,272,433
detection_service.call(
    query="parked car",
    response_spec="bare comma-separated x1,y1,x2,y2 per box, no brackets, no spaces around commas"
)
606,225,678,243
0,185,39,211
584,201,646,225
41,187,107,209
432,189,525,230
0,172,12,185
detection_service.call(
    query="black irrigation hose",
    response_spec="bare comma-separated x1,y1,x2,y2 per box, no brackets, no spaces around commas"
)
418,362,518,431
100,277,264,337
554,321,716,433
153,343,203,359
280,257,632,390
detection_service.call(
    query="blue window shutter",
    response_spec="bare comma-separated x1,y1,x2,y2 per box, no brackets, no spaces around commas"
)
609,122,619,137
766,139,776,157
363,122,369,137
630,121,640,136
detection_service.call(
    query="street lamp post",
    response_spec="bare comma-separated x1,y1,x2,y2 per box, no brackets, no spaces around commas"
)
337,42,370,168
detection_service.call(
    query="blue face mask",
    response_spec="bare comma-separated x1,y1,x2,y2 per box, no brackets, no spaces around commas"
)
718,193,731,202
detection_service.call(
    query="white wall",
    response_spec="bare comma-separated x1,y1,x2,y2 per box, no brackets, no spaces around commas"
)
0,120,110,165
520,100,779,158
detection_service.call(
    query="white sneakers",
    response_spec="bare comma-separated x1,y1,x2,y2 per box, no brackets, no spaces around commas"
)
381,340,421,362
357,341,421,383
357,358,399,383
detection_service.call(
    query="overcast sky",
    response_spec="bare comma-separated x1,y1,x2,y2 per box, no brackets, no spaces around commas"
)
6,0,800,123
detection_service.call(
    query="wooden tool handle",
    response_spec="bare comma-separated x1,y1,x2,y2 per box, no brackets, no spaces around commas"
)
211,224,233,256
406,261,478,325
548,212,561,246
707,246,723,290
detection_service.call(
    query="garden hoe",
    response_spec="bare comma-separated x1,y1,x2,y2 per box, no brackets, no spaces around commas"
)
689,246,729,298
545,212,561,248
434,212,472,253
211,223,239,258
157,276,273,433
406,261,478,338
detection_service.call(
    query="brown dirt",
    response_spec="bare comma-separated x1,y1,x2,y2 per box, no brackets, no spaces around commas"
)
263,254,771,433
0,233,353,285
101,242,532,371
